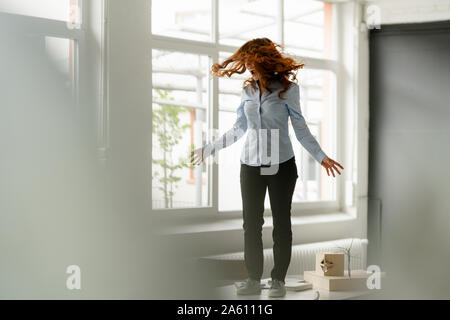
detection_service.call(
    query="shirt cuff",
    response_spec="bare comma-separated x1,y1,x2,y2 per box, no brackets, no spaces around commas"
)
315,150,328,165
202,143,216,159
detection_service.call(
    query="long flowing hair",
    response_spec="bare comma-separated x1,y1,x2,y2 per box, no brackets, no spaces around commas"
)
211,37,304,100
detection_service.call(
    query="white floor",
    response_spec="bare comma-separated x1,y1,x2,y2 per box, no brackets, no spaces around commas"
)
213,276,371,300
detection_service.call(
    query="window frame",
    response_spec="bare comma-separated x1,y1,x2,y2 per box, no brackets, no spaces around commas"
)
150,0,346,218
0,1,112,166
0,0,86,110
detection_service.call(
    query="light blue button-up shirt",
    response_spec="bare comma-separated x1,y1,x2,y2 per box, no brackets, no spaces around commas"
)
202,79,328,167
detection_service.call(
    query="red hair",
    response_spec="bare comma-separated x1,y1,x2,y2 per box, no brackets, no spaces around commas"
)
211,37,304,100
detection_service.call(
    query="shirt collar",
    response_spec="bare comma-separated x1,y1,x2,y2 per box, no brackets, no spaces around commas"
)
255,78,283,90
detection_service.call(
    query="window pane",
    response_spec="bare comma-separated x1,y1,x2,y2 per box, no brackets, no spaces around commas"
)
218,111,244,212
217,51,246,211
291,68,336,202
152,49,210,209
45,36,75,90
284,0,334,59
151,0,211,42
219,0,278,46
0,0,81,23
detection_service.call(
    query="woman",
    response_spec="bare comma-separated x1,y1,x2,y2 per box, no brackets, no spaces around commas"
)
190,38,343,297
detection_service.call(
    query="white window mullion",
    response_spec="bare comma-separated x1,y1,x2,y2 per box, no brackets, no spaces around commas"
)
277,0,284,44
212,0,219,43
211,0,220,213
209,53,219,214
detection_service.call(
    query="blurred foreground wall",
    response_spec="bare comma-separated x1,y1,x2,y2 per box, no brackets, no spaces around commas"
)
0,0,215,299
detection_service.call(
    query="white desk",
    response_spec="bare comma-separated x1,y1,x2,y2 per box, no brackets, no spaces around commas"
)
213,276,371,300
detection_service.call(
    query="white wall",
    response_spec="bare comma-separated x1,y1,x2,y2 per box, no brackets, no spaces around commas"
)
366,0,450,24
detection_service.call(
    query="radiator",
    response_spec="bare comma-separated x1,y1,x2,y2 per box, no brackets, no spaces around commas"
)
202,238,368,279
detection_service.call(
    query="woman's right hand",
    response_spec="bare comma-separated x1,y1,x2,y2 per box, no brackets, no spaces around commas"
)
190,147,204,166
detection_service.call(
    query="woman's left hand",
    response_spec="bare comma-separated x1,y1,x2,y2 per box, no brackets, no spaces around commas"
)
321,157,344,177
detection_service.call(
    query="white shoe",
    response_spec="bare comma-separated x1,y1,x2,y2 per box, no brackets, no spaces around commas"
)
236,278,262,295
268,279,286,298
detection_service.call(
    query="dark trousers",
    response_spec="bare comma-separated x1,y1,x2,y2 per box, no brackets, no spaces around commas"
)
240,156,298,283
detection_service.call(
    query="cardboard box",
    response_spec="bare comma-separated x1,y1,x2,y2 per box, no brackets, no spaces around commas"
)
315,252,345,276
304,270,383,291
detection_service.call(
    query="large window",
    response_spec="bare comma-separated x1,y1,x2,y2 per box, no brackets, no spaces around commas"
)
151,0,339,214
